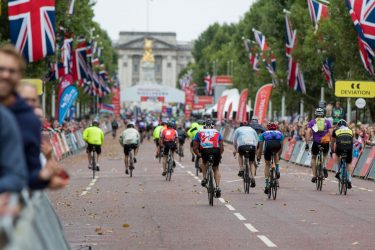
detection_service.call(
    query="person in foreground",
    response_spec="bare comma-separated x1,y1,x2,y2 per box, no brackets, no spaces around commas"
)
193,119,224,198
331,119,353,189
83,120,104,171
232,121,258,187
257,122,284,195
119,123,140,175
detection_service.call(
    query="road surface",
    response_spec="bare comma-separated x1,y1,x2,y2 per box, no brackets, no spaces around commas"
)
49,135,375,250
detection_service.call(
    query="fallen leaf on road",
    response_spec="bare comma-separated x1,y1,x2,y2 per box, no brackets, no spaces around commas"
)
309,209,316,212
95,227,103,235
123,224,130,228
142,206,145,209
236,188,241,192
255,203,263,206
283,203,287,206
352,242,359,245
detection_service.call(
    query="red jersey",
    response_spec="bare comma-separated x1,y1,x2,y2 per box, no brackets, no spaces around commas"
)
161,128,177,142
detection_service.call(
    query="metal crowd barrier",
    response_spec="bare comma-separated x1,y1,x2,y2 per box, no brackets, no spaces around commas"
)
0,191,70,250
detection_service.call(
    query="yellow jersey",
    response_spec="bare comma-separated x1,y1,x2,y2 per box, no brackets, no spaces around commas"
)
83,126,104,145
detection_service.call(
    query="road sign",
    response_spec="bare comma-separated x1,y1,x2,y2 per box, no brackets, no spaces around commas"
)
355,98,366,109
335,81,375,98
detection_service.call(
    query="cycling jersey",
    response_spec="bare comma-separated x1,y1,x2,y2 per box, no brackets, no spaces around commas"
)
161,128,178,142
232,126,258,149
193,129,223,150
83,126,104,145
307,118,332,143
258,130,284,142
153,125,163,140
120,128,140,145
333,126,353,163
187,123,203,140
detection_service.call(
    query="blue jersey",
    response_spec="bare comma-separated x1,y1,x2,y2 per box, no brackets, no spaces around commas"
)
258,130,284,142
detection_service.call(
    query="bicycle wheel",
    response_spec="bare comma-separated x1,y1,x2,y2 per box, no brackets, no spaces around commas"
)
207,167,214,206
92,151,96,179
343,166,348,196
195,158,199,176
168,160,173,181
244,159,250,194
129,151,133,178
271,170,277,200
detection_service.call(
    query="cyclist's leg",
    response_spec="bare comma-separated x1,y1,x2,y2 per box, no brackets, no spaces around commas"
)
264,146,272,192
162,143,169,173
154,139,159,157
310,142,319,180
124,145,129,170
322,143,330,177
213,150,222,187
190,141,195,162
96,146,101,166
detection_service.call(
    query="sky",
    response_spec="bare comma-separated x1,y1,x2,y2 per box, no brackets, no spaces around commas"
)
93,0,255,42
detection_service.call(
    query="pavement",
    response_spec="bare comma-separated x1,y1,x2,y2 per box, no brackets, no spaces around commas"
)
48,135,375,250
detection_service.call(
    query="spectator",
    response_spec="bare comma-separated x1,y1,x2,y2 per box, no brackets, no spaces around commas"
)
0,105,27,193
0,44,50,190
332,100,345,125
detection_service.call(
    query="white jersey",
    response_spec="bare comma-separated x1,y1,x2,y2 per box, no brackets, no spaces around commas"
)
120,128,140,145
232,126,258,149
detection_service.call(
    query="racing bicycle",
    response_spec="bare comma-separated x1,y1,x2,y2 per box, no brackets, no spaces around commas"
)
242,150,254,194
338,153,350,195
90,146,99,179
166,148,174,181
267,152,278,200
315,145,325,191
206,155,216,206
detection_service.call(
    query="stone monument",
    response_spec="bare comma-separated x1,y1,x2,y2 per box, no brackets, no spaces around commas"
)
140,38,156,84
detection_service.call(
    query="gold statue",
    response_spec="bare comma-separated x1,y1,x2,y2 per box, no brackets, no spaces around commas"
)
142,38,155,64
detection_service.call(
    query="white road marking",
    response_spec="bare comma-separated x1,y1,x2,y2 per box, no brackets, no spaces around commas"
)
234,213,246,221
226,179,243,183
225,204,236,211
258,235,277,247
80,191,88,196
352,185,358,188
86,186,92,191
180,165,185,169
89,182,95,187
218,198,226,203
80,176,99,196
331,180,338,184
359,187,367,191
244,223,259,233
194,176,199,180
368,189,374,192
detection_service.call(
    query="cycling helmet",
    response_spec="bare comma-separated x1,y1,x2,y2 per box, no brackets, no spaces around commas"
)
127,123,135,128
315,107,325,117
161,122,166,126
197,119,205,125
92,119,99,126
239,121,249,127
337,119,347,127
267,122,278,130
204,119,215,129
167,121,174,128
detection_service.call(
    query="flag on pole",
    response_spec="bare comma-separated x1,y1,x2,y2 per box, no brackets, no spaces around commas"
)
68,0,76,15
252,53,260,71
8,0,56,62
322,59,334,89
252,28,269,51
307,0,329,29
346,0,375,75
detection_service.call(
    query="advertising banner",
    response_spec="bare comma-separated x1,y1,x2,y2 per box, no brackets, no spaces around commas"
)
237,89,248,122
58,85,78,124
217,95,228,122
253,84,273,124
111,86,121,115
227,102,233,121
184,87,195,118
57,75,73,118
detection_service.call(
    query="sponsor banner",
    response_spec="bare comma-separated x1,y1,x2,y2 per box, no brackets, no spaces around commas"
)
196,96,213,105
111,87,121,115
237,89,248,122
217,95,228,122
184,87,195,118
193,103,205,110
215,75,233,85
58,85,78,124
253,84,273,124
227,102,233,120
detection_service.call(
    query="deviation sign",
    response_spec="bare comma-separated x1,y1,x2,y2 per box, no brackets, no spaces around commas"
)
335,81,375,98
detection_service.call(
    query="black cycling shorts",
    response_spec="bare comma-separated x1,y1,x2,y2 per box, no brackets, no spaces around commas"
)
123,144,138,156
311,142,329,156
87,144,101,154
178,138,186,145
154,139,159,147
336,145,353,164
190,140,194,148
238,145,256,162
163,141,177,156
201,148,221,168
264,140,282,161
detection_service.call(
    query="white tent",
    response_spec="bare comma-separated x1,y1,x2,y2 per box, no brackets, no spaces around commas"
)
121,83,185,103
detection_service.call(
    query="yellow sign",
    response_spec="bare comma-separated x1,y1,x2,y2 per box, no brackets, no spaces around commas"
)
335,80,375,98
21,79,44,95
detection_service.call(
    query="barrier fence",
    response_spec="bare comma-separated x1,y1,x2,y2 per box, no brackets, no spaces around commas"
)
220,126,375,182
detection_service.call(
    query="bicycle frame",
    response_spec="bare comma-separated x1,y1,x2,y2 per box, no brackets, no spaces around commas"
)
315,147,325,191
268,153,277,200
166,148,174,181
338,154,349,195
207,155,215,206
243,152,253,194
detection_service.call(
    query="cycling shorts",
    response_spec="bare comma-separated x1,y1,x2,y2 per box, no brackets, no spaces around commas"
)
336,145,353,164
163,142,177,156
123,144,138,156
201,148,221,168
154,138,160,147
264,140,282,161
178,138,186,145
87,144,101,154
238,145,256,162
311,142,329,156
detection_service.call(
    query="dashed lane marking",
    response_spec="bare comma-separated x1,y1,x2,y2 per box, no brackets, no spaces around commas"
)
225,204,236,211
359,187,367,191
80,191,88,196
244,223,259,233
80,176,99,196
234,213,246,221
218,198,226,203
258,235,277,248
368,189,374,192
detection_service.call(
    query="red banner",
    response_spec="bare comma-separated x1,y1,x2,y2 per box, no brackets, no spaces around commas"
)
184,87,195,118
215,75,233,85
237,89,248,122
253,84,273,125
227,102,233,120
196,96,213,105
111,87,121,115
217,95,227,122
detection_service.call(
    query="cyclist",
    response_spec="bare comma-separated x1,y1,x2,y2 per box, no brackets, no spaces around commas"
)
249,116,266,133
331,119,353,189
153,122,166,158
83,120,104,171
232,122,258,187
193,119,224,198
332,101,345,125
119,123,140,175
305,108,332,183
257,122,284,194
159,121,178,176
177,126,187,157
187,120,204,162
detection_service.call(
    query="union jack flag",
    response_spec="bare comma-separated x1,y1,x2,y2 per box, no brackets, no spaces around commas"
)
322,59,334,89
61,38,73,76
252,53,260,71
307,0,329,28
262,54,278,86
72,40,91,84
285,13,306,93
8,0,56,62
252,28,269,51
346,0,375,75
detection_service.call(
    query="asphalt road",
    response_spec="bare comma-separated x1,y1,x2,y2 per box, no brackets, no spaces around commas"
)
49,135,375,250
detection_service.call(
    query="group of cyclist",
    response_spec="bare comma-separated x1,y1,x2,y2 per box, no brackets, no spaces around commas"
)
81,105,355,197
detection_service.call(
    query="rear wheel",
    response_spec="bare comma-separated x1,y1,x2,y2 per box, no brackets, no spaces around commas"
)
92,151,96,179
271,170,277,200
207,169,214,206
195,159,199,176
243,162,250,194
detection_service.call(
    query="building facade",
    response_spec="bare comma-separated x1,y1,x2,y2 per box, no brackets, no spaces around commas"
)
116,32,194,90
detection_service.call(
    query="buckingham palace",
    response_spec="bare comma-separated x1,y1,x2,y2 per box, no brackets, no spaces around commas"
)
116,31,194,90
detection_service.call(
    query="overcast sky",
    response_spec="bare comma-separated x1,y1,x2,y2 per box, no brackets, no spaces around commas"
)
93,0,255,41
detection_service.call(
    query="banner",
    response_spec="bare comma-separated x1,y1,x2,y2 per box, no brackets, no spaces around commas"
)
253,84,273,124
217,95,228,122
57,75,73,118
184,87,195,118
58,85,78,124
111,87,121,115
227,102,233,121
237,89,248,122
